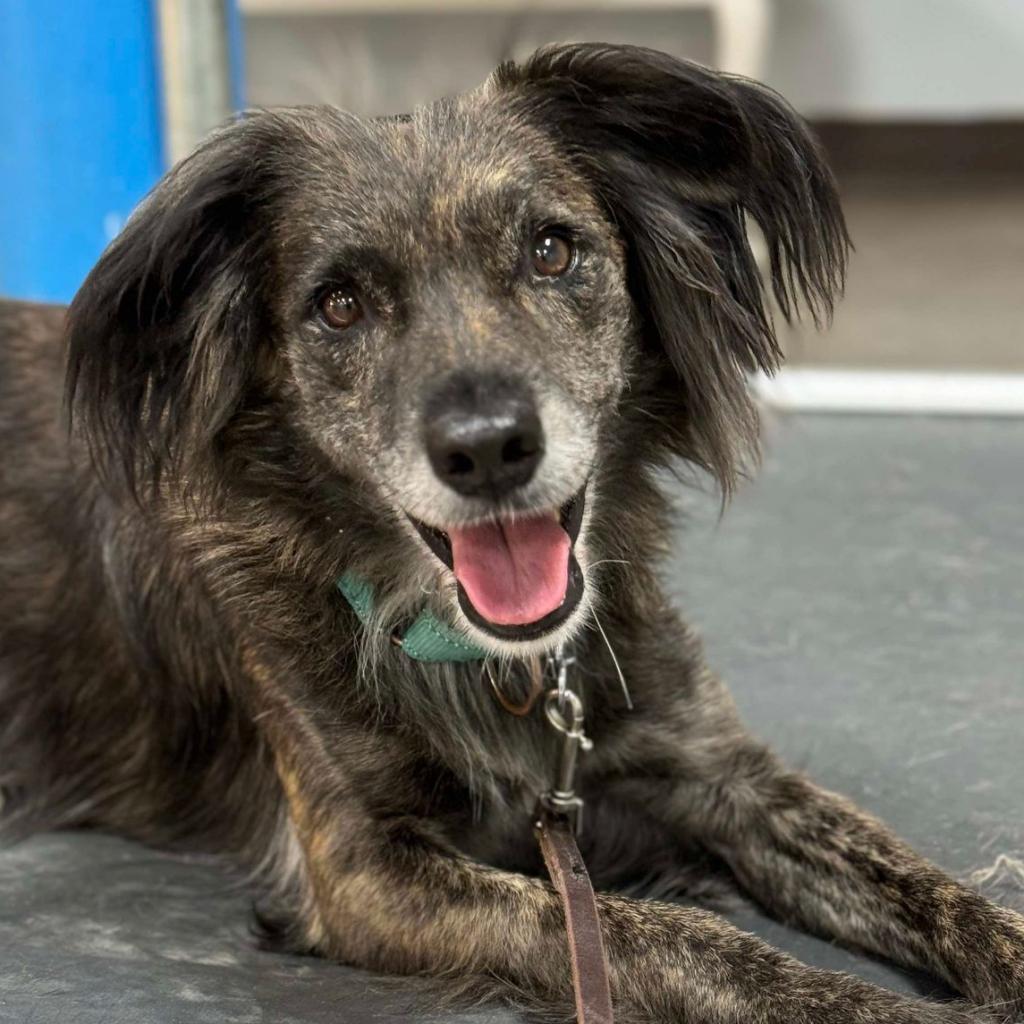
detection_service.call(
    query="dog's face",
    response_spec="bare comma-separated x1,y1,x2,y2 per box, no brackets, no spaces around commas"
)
66,45,847,656
273,103,633,649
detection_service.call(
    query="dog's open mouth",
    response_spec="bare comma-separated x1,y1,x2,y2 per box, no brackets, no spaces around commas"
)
407,488,586,641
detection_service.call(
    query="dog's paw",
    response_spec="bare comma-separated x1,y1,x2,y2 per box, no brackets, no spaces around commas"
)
828,1000,1007,1024
788,969,1016,1024
960,906,1024,1020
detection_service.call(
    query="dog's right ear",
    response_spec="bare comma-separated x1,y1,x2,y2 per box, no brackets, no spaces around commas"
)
65,115,283,500
493,44,849,491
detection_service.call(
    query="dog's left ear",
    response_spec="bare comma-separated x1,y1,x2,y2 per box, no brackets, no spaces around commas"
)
65,115,282,499
494,44,849,489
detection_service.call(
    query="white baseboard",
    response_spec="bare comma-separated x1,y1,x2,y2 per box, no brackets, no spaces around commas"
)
755,369,1024,417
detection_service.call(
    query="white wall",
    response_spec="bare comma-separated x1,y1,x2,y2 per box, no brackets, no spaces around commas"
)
767,0,1024,119
245,0,1024,119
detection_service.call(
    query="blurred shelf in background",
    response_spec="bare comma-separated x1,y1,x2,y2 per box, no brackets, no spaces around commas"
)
240,0,771,78
756,370,1024,417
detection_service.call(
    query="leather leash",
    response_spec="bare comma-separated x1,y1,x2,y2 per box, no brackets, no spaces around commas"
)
534,687,615,1024
338,571,617,1019
536,810,614,1024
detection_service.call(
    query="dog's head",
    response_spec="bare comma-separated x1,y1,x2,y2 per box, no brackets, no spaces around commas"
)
66,44,846,656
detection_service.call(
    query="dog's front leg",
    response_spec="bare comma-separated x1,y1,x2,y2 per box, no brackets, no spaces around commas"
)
612,669,1024,1018
268,708,1000,1023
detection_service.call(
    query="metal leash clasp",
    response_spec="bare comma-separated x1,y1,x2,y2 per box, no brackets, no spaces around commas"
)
538,687,593,835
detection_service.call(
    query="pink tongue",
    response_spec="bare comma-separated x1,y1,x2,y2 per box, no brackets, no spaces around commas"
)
449,515,570,626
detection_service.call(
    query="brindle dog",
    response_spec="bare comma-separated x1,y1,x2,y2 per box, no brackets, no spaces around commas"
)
1,44,1021,1024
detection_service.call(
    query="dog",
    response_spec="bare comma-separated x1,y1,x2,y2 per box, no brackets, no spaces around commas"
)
1,43,1022,1023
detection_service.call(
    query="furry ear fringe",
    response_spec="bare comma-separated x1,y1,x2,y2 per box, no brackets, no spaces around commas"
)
64,117,281,501
497,43,850,491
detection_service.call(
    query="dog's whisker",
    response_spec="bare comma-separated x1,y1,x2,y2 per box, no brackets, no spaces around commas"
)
591,607,633,711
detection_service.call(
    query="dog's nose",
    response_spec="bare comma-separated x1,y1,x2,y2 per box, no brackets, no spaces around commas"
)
424,376,544,498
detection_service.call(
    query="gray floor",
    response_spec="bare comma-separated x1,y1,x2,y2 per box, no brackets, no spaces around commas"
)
2,414,1022,1023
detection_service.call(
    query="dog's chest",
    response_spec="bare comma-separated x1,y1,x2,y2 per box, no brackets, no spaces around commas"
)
444,783,549,876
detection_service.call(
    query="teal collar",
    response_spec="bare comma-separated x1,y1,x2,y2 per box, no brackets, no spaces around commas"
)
337,571,488,663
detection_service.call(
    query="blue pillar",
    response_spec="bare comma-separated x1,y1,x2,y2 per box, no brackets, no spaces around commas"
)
0,1,166,303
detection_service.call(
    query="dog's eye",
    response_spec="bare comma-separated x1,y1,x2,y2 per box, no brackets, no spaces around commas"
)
318,287,363,331
530,230,575,278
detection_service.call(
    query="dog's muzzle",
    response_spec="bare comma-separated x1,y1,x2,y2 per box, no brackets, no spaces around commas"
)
412,373,586,641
